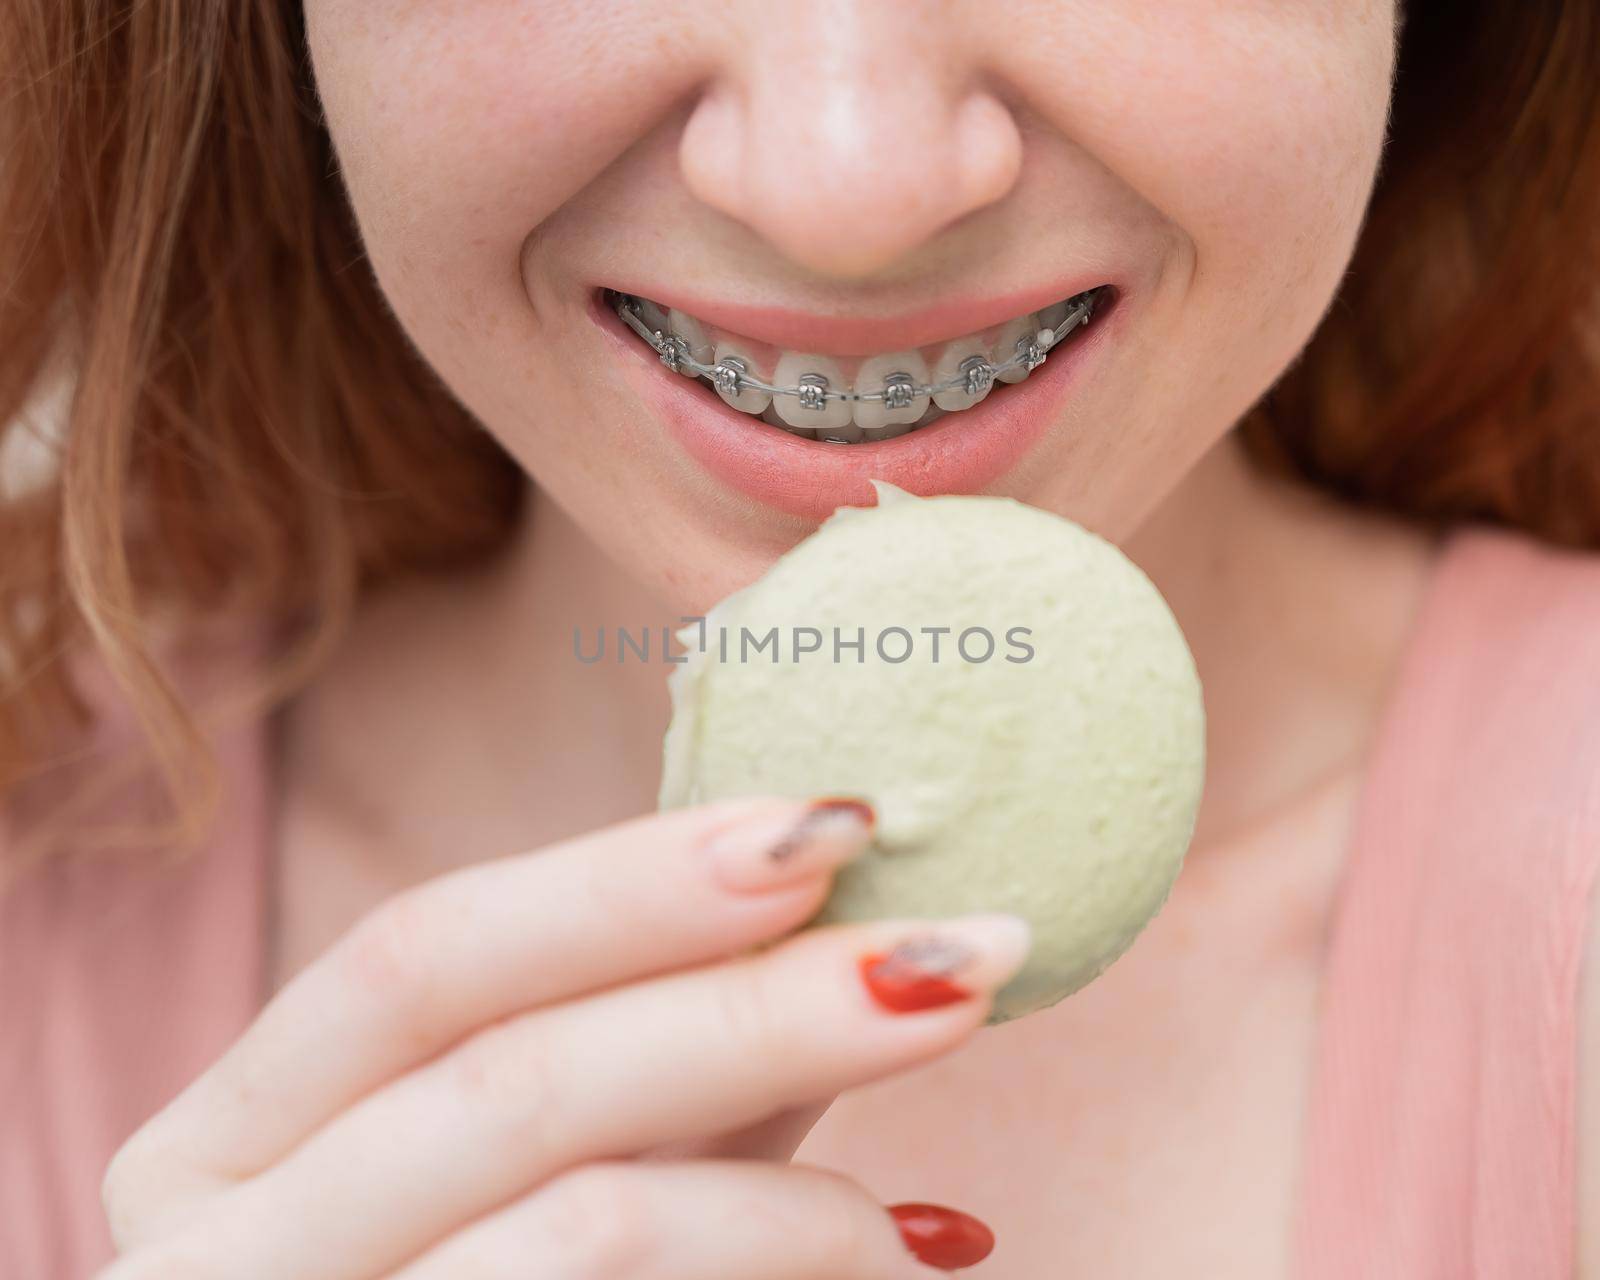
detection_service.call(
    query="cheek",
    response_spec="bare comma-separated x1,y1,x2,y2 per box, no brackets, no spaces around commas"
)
1136,7,1395,324
304,1,701,368
1010,2,1394,316
987,2,1394,527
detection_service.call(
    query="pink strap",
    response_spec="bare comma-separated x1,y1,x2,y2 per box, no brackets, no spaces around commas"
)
0,626,274,1278
1293,527,1600,1278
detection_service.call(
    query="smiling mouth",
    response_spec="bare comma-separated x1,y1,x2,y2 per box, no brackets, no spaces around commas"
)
601,284,1114,445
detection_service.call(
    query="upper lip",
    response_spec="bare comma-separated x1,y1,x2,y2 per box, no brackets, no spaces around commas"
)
597,276,1115,357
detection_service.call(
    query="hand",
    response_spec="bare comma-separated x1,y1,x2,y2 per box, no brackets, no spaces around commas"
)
97,795,1030,1278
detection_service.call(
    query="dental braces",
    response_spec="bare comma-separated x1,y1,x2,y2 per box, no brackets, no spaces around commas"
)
610,286,1104,406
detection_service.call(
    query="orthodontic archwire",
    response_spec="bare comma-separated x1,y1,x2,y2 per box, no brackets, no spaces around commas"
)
610,287,1105,409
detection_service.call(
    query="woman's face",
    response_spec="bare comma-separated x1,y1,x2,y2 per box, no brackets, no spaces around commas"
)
306,1,1396,613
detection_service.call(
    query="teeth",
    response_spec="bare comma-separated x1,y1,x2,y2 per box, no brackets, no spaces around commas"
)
616,288,1103,442
930,335,996,412
1038,300,1070,334
992,313,1041,385
853,351,930,437
761,402,815,438
667,309,714,376
711,338,773,415
773,353,856,438
636,298,672,339
875,401,944,441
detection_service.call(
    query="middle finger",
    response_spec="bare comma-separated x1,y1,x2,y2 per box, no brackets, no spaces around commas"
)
129,795,871,1193
185,913,1029,1280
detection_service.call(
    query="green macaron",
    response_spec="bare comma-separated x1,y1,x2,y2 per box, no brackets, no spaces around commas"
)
658,481,1205,1023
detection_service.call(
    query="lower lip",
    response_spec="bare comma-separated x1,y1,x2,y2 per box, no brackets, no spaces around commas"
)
592,290,1121,520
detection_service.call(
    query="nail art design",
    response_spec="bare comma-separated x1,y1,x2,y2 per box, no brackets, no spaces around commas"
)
706,795,875,892
768,796,874,863
859,936,975,1012
888,1202,996,1270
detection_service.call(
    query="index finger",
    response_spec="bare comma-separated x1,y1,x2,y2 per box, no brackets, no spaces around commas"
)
109,795,872,1205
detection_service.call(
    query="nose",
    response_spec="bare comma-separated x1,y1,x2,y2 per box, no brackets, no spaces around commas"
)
679,3,1023,281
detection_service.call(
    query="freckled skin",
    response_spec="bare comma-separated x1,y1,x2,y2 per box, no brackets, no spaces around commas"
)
302,0,1398,619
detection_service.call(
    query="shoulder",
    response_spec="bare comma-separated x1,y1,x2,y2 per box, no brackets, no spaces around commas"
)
0,611,283,888
1418,525,1600,1274
1384,523,1600,854
1454,530,1600,1274
1410,523,1600,779
1431,523,1600,658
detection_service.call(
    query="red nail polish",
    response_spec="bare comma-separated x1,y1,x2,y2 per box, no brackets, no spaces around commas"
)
888,1202,995,1270
859,938,973,1013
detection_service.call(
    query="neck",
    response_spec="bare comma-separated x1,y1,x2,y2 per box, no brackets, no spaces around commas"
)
1123,431,1441,852
282,430,1440,885
276,482,678,880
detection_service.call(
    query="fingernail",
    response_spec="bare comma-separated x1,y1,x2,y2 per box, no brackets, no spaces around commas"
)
706,796,875,892
888,1202,996,1270
859,914,1031,1013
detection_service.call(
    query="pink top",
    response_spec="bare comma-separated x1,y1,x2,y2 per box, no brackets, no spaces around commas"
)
3,523,1600,1278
